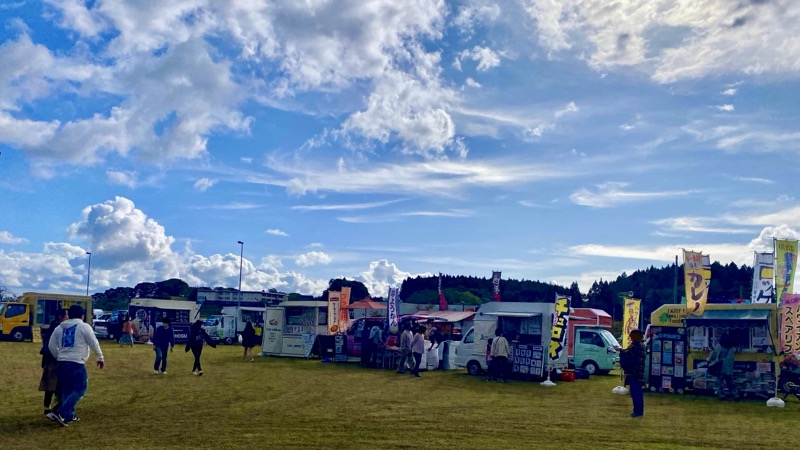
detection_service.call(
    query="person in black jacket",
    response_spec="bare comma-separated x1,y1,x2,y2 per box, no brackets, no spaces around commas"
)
151,317,175,375
39,309,67,416
186,320,216,376
619,329,647,418
241,321,256,362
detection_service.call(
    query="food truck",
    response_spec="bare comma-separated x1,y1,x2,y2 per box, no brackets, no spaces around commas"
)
128,298,200,344
454,302,566,378
261,301,330,358
648,303,780,398
567,308,620,375
0,292,92,342
204,306,266,344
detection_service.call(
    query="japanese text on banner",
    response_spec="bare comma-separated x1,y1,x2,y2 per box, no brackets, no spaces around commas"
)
549,295,571,361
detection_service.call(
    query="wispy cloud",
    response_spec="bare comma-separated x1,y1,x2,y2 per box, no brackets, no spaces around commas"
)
194,178,218,192
570,182,695,208
266,228,289,237
734,176,774,185
189,202,262,210
652,217,755,235
716,104,735,112
400,209,474,218
721,88,737,96
107,170,137,188
292,199,405,211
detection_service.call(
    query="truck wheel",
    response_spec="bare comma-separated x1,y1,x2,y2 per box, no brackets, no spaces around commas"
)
224,337,233,345
11,329,26,342
466,361,483,376
582,360,599,375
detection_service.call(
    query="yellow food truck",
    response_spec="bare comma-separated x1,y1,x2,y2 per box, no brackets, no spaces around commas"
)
0,292,92,342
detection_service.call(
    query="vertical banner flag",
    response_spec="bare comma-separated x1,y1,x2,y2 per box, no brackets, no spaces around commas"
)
775,239,798,305
684,250,709,316
781,294,800,354
387,287,399,334
327,291,341,334
622,298,641,348
751,252,775,304
548,295,571,364
492,271,502,302
438,272,448,311
338,287,351,334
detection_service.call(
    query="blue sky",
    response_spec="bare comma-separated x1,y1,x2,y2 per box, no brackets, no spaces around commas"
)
1,0,799,298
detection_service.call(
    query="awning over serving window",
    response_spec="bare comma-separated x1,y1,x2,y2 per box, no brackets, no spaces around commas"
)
684,309,770,328
481,312,542,318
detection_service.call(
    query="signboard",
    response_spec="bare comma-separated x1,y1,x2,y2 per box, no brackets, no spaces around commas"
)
684,250,709,316
263,307,284,355
548,295,570,363
651,305,689,327
338,287,351,333
781,294,800,354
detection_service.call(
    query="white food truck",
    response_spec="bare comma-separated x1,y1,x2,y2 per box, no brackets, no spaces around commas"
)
455,301,567,377
261,301,330,358
204,306,265,344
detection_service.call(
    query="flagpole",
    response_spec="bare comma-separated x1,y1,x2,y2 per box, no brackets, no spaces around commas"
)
767,237,784,407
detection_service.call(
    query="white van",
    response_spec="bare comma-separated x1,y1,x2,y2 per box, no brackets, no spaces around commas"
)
455,302,565,377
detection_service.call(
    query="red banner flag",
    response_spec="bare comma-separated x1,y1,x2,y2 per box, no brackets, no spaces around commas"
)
438,272,448,311
492,271,501,302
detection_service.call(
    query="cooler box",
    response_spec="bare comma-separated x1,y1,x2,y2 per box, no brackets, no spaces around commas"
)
561,369,576,382
574,368,590,379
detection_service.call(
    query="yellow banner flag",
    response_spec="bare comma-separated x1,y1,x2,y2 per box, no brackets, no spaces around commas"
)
775,239,798,305
622,298,641,348
684,250,709,316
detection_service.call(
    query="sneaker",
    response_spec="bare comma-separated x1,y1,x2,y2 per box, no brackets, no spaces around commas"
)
197,371,204,376
44,408,52,416
630,413,643,418
161,371,167,375
47,412,68,427
250,358,254,362
154,370,159,375
65,417,80,424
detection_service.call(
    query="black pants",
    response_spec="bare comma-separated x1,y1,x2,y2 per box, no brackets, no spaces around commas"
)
192,347,203,372
493,356,508,381
412,352,422,376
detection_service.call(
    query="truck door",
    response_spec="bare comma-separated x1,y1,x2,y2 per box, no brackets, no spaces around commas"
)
2,303,30,341
576,330,606,374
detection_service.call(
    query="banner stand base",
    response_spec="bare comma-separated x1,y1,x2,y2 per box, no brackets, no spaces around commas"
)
540,371,556,387
766,397,785,408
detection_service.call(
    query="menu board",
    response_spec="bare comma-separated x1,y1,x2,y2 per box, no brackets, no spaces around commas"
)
334,334,348,362
649,330,687,393
512,344,544,377
690,360,775,399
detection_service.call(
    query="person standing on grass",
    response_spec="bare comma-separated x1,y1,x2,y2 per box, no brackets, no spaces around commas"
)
490,329,510,383
119,315,135,347
186,320,216,376
241,321,257,362
152,317,175,375
369,324,385,368
708,333,739,401
485,338,494,381
396,323,414,374
39,308,68,417
620,329,646,418
47,305,104,427
410,325,426,378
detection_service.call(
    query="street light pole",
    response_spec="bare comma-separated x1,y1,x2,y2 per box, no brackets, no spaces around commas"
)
237,241,244,308
85,252,92,297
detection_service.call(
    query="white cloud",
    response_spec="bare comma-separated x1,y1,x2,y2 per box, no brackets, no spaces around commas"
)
106,170,137,188
464,77,481,88
354,259,420,298
734,176,774,185
266,229,289,237
570,182,694,208
240,157,253,164
458,46,502,71
554,101,579,118
452,3,502,35
717,104,735,112
295,251,332,267
722,88,737,96
292,199,405,211
652,217,755,235
620,123,635,131
0,231,27,244
194,178,218,192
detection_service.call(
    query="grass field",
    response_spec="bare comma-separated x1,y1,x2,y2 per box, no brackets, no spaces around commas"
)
0,341,797,450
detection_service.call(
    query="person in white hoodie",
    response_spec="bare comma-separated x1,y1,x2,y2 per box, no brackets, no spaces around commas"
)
47,304,105,426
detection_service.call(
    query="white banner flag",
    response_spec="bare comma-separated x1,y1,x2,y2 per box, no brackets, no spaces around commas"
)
751,252,775,304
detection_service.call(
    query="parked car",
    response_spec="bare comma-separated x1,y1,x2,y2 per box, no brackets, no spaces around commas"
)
93,313,112,338
93,310,128,340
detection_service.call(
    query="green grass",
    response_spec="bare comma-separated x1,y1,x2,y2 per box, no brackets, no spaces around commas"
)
0,341,797,449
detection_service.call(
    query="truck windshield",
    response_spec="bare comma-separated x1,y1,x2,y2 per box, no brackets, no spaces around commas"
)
599,330,620,348
0,303,5,316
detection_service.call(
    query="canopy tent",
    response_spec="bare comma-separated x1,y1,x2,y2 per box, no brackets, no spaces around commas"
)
409,310,475,323
684,308,771,328
481,311,542,318
345,299,387,310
